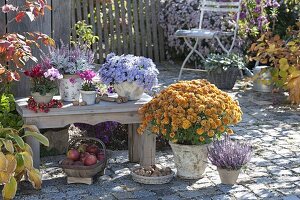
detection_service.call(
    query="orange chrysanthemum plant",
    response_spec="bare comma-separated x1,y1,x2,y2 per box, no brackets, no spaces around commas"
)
138,79,243,145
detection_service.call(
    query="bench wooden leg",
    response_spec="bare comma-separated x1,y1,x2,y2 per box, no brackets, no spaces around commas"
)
139,128,156,167
25,135,41,169
128,124,141,163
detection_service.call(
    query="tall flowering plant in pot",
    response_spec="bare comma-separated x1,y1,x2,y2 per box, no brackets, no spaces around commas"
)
98,53,159,100
24,63,63,103
208,136,252,184
78,70,97,105
138,80,243,179
45,43,95,101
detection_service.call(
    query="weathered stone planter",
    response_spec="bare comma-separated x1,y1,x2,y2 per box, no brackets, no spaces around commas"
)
114,81,144,100
31,92,53,104
169,142,208,179
207,67,240,90
217,168,241,185
80,90,97,105
59,75,83,101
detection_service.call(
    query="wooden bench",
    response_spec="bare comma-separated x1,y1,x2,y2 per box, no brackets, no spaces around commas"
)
16,94,156,168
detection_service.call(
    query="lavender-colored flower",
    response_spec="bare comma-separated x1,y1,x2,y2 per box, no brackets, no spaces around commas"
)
78,70,96,81
98,53,159,91
207,136,252,170
44,67,63,81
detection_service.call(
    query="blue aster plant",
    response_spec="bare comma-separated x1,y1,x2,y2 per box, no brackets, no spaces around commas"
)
98,53,159,91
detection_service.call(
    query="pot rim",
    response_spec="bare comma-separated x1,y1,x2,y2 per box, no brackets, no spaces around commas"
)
169,141,208,147
80,90,97,94
31,92,54,96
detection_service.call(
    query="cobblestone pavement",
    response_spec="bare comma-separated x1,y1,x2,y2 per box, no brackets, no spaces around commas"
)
14,63,300,200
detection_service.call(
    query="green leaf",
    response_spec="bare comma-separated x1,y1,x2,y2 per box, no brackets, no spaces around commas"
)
2,140,14,154
2,176,17,200
15,153,25,174
23,131,49,147
7,134,25,149
20,151,33,170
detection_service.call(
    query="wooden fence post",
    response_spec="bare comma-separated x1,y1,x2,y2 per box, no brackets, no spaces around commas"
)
0,0,6,35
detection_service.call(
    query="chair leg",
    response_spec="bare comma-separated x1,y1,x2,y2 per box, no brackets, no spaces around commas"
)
178,38,200,80
215,36,229,54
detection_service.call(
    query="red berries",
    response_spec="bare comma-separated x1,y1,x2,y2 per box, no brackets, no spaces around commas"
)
27,96,63,113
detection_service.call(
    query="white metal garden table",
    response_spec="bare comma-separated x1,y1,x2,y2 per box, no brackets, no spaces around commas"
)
16,93,156,168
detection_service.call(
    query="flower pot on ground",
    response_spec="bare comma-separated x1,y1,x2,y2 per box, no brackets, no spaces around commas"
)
138,80,243,179
44,43,95,101
252,66,273,92
204,53,245,90
208,136,252,185
98,53,159,100
24,63,63,104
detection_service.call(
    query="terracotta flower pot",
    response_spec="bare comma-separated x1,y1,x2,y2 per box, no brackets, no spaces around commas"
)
80,90,97,105
31,92,53,104
59,75,83,101
217,167,241,185
114,81,144,100
169,142,208,179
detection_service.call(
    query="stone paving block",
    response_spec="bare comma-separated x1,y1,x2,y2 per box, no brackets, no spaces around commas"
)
158,194,182,200
276,188,300,196
292,168,300,174
232,191,257,199
282,195,300,200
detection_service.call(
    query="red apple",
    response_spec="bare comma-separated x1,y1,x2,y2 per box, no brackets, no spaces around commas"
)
96,152,105,161
84,154,97,166
80,152,90,163
86,144,100,154
67,149,80,161
78,144,88,153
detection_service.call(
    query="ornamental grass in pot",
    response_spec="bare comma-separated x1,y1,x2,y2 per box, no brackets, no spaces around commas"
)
98,53,159,100
204,53,245,90
78,70,97,105
208,136,252,185
138,79,243,179
45,43,95,101
24,63,63,104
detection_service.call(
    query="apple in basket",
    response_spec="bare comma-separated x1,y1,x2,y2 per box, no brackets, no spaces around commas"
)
67,149,80,161
86,144,100,155
84,154,97,166
80,152,90,163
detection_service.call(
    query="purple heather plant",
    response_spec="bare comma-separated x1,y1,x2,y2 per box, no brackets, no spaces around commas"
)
45,42,95,75
98,53,159,91
207,136,252,170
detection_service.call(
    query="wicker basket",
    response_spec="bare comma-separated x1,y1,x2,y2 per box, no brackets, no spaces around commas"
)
207,67,240,90
59,137,107,178
131,167,175,184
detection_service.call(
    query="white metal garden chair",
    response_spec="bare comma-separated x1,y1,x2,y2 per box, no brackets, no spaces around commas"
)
175,0,242,80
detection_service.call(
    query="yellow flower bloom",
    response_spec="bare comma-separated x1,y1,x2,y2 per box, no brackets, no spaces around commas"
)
227,128,234,135
170,132,176,138
218,126,226,132
199,136,205,142
151,126,159,134
196,128,204,135
182,119,192,129
208,130,215,137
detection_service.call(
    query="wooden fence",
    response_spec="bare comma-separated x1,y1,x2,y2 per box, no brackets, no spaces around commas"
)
0,0,165,97
71,0,165,63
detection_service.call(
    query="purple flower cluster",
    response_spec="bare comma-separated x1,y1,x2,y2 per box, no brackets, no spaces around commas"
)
78,70,96,82
208,136,252,170
44,67,63,81
98,53,159,91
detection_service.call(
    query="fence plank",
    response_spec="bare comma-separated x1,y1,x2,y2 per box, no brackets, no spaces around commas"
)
0,0,6,34
88,0,97,57
82,0,89,24
71,1,77,43
126,0,134,54
151,0,159,62
157,0,165,61
114,0,122,54
132,0,140,56
76,0,82,22
102,2,110,57
95,0,103,63
52,0,71,45
120,0,128,54
108,2,115,53
138,0,147,56
145,0,153,59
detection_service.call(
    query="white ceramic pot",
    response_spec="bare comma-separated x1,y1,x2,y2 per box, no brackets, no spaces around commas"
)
31,92,53,104
80,90,97,105
59,75,83,101
253,66,272,93
114,81,144,100
217,168,241,185
169,142,208,179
